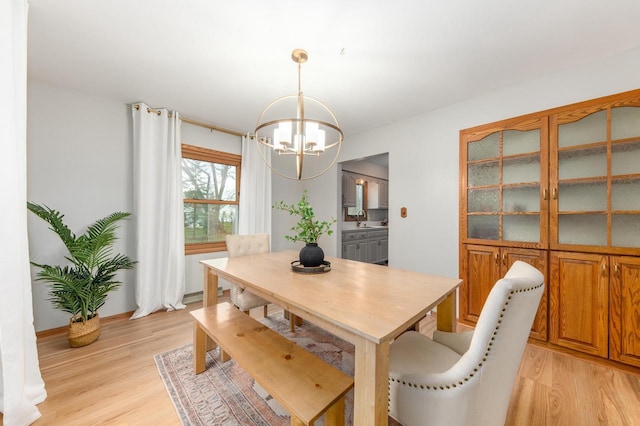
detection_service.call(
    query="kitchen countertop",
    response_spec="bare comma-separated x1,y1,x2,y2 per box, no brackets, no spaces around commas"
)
342,226,388,232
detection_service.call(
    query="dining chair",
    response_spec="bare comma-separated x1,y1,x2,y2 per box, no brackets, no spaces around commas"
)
388,260,544,426
225,234,271,317
225,233,299,331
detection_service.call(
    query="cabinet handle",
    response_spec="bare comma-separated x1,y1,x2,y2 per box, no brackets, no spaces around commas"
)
494,253,499,264
602,263,607,276
552,188,558,200
543,189,548,200
614,264,619,276
502,253,507,266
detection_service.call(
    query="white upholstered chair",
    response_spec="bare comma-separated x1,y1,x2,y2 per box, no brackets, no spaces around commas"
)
225,234,271,316
388,260,544,426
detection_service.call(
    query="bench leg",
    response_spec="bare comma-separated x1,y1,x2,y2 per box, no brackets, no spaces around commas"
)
193,321,207,374
324,397,345,426
205,335,217,352
289,396,345,426
195,319,231,368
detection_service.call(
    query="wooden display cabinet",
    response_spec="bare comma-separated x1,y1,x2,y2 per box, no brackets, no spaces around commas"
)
460,115,549,342
460,88,640,366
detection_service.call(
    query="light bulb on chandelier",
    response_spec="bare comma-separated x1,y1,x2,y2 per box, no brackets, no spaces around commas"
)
254,49,343,180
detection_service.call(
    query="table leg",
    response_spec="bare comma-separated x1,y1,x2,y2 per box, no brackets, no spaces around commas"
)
436,290,457,332
352,336,390,426
203,267,219,351
203,267,219,307
283,310,303,331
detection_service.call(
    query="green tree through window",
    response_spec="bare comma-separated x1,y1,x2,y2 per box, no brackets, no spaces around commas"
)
182,144,241,254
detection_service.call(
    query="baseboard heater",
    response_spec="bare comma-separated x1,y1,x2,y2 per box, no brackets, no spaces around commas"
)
182,287,223,304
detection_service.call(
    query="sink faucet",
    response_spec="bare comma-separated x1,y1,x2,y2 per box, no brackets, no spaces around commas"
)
356,209,367,227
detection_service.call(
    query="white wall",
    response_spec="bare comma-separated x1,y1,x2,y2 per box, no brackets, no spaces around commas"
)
26,80,242,331
273,48,640,281
271,168,340,257
341,160,389,180
27,80,135,331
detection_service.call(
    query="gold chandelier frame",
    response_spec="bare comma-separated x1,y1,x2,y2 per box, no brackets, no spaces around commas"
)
254,49,344,180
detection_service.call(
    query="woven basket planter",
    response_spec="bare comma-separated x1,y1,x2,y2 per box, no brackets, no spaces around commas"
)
67,314,101,347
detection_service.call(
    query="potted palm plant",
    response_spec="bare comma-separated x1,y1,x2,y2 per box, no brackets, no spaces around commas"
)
273,190,336,267
27,202,136,347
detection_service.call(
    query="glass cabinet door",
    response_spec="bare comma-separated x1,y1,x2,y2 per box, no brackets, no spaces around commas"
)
551,102,640,251
462,118,548,247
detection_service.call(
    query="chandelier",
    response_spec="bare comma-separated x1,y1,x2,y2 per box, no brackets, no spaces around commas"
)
254,49,343,180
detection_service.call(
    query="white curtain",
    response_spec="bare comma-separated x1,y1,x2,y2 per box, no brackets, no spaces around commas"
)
239,134,272,234
0,1,48,424
130,104,186,319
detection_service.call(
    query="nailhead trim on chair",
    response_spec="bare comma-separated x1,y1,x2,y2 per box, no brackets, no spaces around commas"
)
388,282,544,395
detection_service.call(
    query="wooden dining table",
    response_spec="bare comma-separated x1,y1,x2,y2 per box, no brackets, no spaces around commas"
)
200,250,462,426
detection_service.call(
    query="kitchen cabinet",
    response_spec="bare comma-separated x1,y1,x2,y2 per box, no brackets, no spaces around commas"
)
342,230,367,262
366,230,389,264
342,229,388,264
379,179,389,208
460,88,640,366
342,172,358,207
342,239,357,260
368,179,389,209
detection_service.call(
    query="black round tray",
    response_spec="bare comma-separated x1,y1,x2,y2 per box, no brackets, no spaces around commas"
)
291,260,331,274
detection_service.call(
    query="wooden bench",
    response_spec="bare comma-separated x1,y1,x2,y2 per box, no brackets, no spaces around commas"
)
190,303,354,426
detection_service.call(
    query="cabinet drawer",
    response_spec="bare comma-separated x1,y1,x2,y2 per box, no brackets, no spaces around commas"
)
343,232,359,242
369,230,388,239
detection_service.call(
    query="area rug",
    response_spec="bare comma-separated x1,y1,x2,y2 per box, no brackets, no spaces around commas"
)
154,315,356,425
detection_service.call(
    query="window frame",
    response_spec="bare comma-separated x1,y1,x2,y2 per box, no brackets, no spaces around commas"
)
182,143,241,255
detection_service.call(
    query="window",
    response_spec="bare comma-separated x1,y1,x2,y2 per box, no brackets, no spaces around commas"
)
182,144,241,254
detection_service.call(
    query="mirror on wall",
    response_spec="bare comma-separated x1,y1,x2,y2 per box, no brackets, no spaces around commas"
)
345,178,367,221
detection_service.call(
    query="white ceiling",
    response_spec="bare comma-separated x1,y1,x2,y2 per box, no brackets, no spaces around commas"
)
27,0,640,137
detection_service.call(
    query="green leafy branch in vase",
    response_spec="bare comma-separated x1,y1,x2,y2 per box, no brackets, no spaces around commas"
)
273,190,336,244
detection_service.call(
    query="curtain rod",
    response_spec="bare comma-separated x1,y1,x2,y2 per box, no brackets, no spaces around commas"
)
180,117,244,137
132,104,245,137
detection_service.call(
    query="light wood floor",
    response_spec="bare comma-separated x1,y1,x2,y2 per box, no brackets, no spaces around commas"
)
14,297,640,425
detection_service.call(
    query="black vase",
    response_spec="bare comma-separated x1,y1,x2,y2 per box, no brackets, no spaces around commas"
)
299,243,324,267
